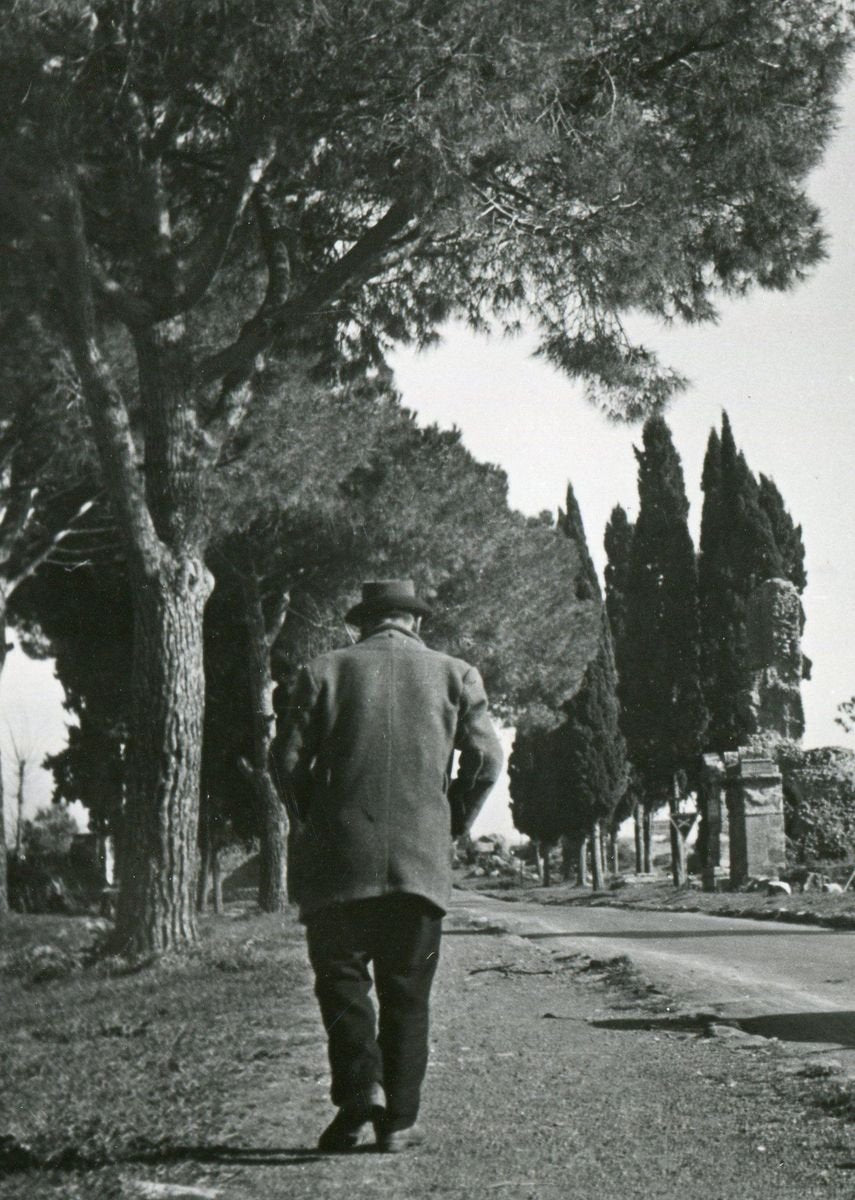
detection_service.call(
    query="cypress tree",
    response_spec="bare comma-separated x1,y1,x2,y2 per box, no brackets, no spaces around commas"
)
758,474,807,594
604,505,634,659
699,412,785,752
621,414,706,883
558,481,600,600
556,616,628,889
604,504,644,869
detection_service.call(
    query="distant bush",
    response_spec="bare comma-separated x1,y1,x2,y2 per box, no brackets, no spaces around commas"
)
21,806,79,861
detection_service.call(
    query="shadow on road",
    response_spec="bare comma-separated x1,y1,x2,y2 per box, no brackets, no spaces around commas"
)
737,1012,855,1048
518,928,844,940
591,1011,855,1048
0,1142,327,1178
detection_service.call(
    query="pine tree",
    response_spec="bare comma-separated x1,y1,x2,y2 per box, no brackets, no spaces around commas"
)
621,415,706,883
699,413,784,752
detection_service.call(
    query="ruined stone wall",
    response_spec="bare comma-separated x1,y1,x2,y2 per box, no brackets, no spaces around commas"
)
743,577,805,746
781,745,855,862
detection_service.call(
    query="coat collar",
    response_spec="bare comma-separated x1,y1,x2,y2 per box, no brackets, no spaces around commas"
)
359,623,425,646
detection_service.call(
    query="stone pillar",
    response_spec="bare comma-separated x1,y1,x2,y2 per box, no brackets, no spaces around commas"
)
726,751,787,886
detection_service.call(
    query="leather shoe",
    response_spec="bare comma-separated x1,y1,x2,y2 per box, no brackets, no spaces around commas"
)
375,1124,424,1154
317,1084,385,1153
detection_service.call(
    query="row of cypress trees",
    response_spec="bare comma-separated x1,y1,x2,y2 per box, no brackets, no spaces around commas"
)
511,410,806,885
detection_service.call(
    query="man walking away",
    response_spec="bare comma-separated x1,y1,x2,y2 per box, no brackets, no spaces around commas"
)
271,580,504,1153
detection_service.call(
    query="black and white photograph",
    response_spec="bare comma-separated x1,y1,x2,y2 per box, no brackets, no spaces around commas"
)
1,3,855,1197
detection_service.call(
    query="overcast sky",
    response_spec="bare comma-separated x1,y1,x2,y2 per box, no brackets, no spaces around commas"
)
4,74,853,844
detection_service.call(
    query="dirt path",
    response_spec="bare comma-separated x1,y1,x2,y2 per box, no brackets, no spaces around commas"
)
109,901,855,1200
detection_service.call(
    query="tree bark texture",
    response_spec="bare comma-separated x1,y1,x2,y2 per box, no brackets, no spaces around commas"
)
240,576,289,913
112,558,211,956
590,820,604,891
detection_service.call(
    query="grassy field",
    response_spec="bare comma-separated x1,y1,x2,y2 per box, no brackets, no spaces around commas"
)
0,905,312,1192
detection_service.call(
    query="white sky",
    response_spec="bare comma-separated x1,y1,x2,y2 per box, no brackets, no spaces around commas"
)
4,75,854,847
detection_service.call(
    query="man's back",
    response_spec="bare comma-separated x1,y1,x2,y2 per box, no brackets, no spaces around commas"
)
273,624,503,919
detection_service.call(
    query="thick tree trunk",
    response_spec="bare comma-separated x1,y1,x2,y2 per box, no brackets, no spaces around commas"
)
56,186,221,958
576,837,589,888
257,776,288,912
112,558,212,957
240,575,289,913
590,820,604,891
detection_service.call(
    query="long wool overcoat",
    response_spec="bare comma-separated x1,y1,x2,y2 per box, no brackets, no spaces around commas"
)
270,624,504,920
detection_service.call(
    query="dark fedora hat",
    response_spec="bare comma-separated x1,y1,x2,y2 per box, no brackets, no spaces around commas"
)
345,579,432,625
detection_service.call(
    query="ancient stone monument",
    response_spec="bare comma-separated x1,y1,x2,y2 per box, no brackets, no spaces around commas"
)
743,577,805,747
700,578,801,888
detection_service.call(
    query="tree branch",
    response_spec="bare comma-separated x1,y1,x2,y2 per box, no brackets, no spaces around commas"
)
51,172,166,576
198,197,418,388
161,137,278,318
7,498,96,594
265,590,291,651
124,89,182,306
252,183,293,308
0,485,37,565
88,256,151,328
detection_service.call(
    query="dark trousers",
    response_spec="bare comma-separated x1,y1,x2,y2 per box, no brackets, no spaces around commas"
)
305,894,442,1131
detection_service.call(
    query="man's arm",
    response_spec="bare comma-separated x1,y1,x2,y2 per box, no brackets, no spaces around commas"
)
449,666,504,838
269,665,320,826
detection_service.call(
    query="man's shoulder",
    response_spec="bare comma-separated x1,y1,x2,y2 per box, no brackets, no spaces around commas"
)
308,638,477,676
415,643,482,683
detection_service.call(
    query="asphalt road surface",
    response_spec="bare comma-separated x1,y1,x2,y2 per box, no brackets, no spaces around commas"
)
453,891,855,1060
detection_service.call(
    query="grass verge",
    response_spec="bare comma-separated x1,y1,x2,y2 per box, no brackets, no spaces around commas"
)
0,905,311,1181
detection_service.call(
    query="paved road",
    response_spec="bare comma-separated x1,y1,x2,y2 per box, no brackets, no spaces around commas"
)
452,892,855,1057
